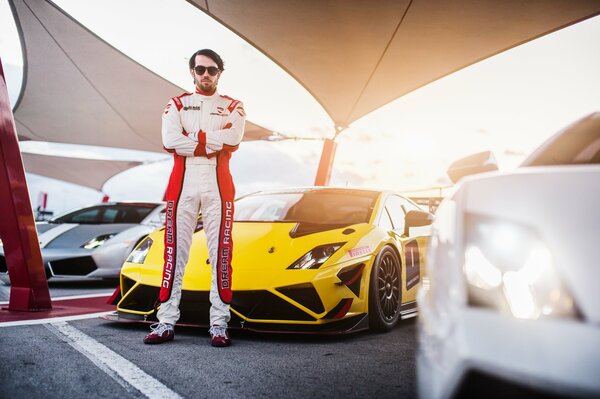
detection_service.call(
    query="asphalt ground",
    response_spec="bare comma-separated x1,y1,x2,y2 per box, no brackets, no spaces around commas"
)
0,309,418,398
1,279,417,398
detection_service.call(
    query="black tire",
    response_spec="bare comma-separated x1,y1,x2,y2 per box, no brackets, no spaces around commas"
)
368,246,402,332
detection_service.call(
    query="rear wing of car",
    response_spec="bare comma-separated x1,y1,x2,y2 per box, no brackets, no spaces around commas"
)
402,185,451,214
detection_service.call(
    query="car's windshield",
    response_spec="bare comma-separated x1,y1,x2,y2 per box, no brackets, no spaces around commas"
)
51,204,159,224
234,190,378,225
523,114,600,166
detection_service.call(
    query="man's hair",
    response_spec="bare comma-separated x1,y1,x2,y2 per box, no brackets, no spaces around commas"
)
189,49,225,71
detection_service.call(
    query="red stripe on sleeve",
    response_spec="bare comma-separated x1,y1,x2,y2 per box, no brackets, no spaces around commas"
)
172,97,183,111
227,100,239,113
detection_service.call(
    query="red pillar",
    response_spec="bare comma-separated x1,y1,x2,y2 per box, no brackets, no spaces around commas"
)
314,138,337,186
0,58,51,311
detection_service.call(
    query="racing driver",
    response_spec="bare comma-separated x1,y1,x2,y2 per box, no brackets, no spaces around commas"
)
143,49,245,347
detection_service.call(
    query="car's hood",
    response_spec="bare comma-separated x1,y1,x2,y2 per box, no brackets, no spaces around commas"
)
185,221,372,272
459,165,600,323
37,223,137,249
36,222,58,235
131,221,377,292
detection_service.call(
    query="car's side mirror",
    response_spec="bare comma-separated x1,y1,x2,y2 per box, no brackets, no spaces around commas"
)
404,210,434,236
447,151,498,183
147,210,166,228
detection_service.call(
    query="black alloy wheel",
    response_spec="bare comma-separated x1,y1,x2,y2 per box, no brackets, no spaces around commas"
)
368,246,402,332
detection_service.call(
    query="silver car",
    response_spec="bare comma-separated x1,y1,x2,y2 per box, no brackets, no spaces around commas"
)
0,201,165,282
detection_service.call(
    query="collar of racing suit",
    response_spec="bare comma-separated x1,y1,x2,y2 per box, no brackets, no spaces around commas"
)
195,87,219,99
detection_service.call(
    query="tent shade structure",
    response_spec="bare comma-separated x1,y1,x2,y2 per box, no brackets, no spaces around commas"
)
10,0,272,152
21,152,143,192
9,0,600,187
188,0,600,127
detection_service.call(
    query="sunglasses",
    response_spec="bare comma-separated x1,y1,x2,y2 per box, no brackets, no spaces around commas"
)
194,65,220,76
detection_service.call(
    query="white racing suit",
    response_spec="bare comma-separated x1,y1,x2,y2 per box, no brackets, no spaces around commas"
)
157,88,245,327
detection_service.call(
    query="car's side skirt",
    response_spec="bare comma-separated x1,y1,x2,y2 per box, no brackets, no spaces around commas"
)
400,300,418,319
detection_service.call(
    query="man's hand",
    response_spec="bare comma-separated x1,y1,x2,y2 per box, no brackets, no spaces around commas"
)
186,122,240,157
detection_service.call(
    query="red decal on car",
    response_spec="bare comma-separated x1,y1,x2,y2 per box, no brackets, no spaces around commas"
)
348,246,370,258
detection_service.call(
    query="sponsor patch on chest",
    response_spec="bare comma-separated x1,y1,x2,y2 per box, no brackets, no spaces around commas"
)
210,106,229,116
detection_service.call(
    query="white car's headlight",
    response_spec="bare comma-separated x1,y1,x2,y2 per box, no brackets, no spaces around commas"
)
126,237,153,264
81,234,115,249
463,214,578,320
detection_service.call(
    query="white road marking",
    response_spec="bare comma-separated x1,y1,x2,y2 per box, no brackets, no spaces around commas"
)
0,292,116,327
0,311,113,327
0,291,114,305
51,292,115,301
46,322,181,399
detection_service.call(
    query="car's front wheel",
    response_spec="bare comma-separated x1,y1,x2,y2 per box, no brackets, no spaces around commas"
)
368,246,402,332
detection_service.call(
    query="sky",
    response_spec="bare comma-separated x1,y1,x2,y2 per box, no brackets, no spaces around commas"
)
1,0,599,214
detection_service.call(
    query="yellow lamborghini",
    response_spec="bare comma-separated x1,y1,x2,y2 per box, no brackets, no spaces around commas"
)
104,187,433,334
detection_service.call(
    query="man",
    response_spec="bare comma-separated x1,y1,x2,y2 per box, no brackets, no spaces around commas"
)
143,49,245,347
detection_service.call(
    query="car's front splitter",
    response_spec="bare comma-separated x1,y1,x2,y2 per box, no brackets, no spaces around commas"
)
101,310,369,335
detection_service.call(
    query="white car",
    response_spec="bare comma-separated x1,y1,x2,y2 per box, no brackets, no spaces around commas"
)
0,201,165,282
417,113,600,398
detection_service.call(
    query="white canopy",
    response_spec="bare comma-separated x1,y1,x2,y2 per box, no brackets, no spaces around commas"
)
188,0,600,127
21,152,142,192
8,0,600,188
10,0,273,150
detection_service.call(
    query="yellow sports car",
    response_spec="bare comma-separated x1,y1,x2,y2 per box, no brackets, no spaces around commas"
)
105,187,433,334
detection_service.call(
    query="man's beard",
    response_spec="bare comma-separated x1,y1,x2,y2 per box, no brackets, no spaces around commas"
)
197,79,216,93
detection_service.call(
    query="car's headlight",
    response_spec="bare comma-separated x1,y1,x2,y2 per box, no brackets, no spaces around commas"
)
287,243,345,270
81,234,116,249
126,237,153,264
463,214,577,320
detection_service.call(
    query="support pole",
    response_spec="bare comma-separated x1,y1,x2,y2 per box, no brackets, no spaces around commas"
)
314,138,337,186
0,57,51,311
